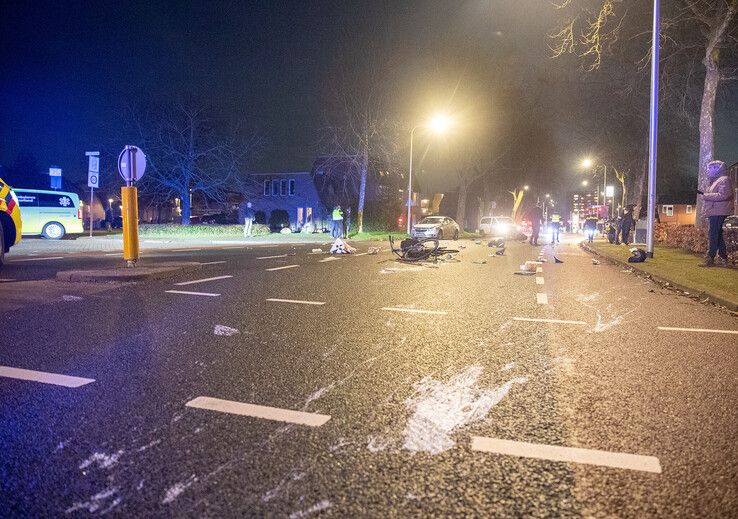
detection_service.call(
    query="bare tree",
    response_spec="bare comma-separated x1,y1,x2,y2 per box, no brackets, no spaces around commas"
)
124,99,260,225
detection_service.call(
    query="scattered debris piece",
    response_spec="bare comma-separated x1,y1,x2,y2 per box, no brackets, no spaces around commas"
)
330,238,356,254
62,295,83,302
554,256,564,263
473,259,487,264
474,240,482,245
214,325,240,336
591,259,601,265
514,271,536,276
310,248,323,253
367,247,381,255
495,248,506,256
458,244,467,249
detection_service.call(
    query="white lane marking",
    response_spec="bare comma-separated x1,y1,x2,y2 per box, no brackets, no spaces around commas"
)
353,252,369,256
536,277,545,285
104,253,122,256
165,290,220,297
257,254,288,260
536,267,543,273
657,326,738,335
471,436,662,473
513,317,586,325
185,396,330,427
0,366,95,388
222,245,249,249
171,248,202,252
0,278,15,282
10,256,65,262
199,261,227,265
266,265,299,272
174,275,233,286
319,256,340,263
536,293,549,305
266,298,326,306
381,307,447,316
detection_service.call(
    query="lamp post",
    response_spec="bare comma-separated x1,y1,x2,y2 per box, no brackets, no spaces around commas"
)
645,0,660,258
406,114,452,235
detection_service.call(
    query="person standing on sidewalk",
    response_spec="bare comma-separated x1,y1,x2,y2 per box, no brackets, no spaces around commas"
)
331,205,344,239
620,205,634,245
698,160,734,267
243,202,255,238
529,203,543,246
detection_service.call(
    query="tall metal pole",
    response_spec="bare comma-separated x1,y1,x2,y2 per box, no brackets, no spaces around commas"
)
89,187,94,238
406,126,418,235
646,0,660,258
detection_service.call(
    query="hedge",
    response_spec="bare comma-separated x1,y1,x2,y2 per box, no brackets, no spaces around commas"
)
655,223,737,263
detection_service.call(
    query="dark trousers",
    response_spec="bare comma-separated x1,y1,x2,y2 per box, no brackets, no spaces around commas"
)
708,215,728,259
331,220,343,239
621,222,632,245
530,226,540,245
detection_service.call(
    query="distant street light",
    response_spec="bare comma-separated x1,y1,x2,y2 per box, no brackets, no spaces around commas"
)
523,185,529,191
545,193,550,198
407,114,453,234
581,158,610,218
108,198,114,210
582,180,589,187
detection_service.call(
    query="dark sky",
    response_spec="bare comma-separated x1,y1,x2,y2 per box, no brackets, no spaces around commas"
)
1,0,735,198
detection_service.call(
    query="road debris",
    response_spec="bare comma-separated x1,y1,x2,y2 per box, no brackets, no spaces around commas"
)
473,259,487,264
592,259,601,265
214,325,240,336
367,247,381,255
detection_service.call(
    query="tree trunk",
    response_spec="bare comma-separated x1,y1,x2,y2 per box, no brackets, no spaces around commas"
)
357,143,368,233
632,158,648,220
456,181,468,231
694,51,720,228
181,191,192,225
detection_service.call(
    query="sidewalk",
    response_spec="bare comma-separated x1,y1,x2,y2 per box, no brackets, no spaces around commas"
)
582,240,738,311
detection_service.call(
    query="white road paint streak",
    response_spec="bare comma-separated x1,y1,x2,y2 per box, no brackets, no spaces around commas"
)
0,278,15,282
165,290,220,297
214,325,240,336
185,396,331,427
403,367,528,454
536,267,543,273
171,248,202,252
62,295,83,302
79,450,124,470
262,470,306,503
266,265,299,271
594,315,623,332
266,298,326,306
513,317,586,325
536,277,545,285
162,475,198,504
174,275,233,286
257,254,288,259
657,326,738,335
0,366,94,387
353,252,369,256
471,437,662,473
199,261,227,265
11,256,64,262
289,500,333,519
65,487,121,514
536,293,549,305
319,256,340,262
382,307,447,316
104,253,122,256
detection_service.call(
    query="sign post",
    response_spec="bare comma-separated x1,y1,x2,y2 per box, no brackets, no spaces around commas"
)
118,146,146,267
86,152,100,238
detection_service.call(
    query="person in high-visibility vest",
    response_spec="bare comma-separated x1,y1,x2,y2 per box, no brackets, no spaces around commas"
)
331,205,344,238
550,212,561,244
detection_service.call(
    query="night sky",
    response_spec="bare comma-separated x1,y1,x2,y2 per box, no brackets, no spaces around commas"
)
1,0,735,196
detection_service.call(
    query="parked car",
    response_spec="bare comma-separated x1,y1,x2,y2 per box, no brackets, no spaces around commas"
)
0,177,23,266
13,188,83,239
411,216,460,240
479,216,521,238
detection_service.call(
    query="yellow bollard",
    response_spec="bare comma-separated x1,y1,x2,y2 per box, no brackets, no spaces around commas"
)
121,186,139,266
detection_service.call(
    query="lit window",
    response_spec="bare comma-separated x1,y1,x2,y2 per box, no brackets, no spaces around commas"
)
289,179,296,196
663,205,673,217
686,205,692,214
263,180,270,196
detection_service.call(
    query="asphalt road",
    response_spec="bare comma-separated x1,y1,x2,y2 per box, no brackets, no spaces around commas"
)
1,235,736,517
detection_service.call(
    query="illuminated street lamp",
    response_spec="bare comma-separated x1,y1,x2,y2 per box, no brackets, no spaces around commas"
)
523,185,529,191
581,180,589,187
108,198,114,210
581,158,611,217
407,114,453,234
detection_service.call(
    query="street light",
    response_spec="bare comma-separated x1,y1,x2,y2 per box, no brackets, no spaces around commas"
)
407,114,453,234
108,198,114,210
582,180,589,187
523,185,529,191
581,158,610,218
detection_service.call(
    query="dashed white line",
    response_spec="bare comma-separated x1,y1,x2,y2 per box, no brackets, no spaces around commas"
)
257,254,288,260
171,248,202,252
266,298,326,305
536,267,543,273
266,265,299,272
471,436,661,473
104,252,122,256
381,307,447,316
174,275,233,286
512,317,586,325
319,256,340,263
536,277,545,285
536,293,549,305
0,278,14,282
10,256,65,262
165,290,220,297
657,326,738,335
0,366,95,388
199,261,227,265
185,396,330,427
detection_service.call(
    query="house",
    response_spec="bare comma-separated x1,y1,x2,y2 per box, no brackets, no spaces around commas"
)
657,203,696,225
244,171,325,231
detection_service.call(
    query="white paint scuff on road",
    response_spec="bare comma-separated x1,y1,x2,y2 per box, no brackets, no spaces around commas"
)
402,366,528,454
185,396,330,427
79,450,124,470
165,290,220,297
162,475,198,504
266,265,299,271
657,326,738,335
513,317,586,325
471,437,662,473
199,261,227,265
266,298,326,306
65,487,121,514
10,256,64,262
0,366,95,387
214,325,240,336
289,500,332,519
536,293,548,305
174,275,233,286
62,295,83,302
382,307,447,316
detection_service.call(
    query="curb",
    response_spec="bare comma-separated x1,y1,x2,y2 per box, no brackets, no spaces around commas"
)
56,262,202,283
580,243,738,312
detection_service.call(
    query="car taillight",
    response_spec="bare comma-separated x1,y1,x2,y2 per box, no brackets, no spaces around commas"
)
78,208,83,219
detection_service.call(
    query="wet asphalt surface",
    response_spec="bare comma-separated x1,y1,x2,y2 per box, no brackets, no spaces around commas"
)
1,235,736,517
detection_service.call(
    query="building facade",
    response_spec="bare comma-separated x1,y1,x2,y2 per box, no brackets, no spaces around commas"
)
244,171,326,232
657,203,696,225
